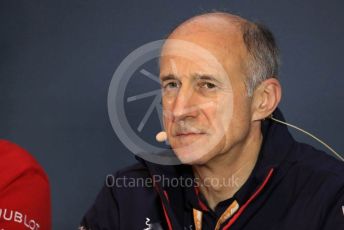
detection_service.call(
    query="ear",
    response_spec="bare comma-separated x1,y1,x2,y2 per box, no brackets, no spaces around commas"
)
251,78,282,121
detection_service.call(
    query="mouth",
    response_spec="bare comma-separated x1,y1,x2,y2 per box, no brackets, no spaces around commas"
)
174,132,206,137
172,124,206,138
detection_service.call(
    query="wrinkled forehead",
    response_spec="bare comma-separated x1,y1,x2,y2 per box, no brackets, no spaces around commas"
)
160,38,225,75
159,33,247,83
159,14,249,81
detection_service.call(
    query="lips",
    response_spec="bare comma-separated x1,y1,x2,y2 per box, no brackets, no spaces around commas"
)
173,132,205,145
171,123,206,137
174,129,206,138
175,132,203,136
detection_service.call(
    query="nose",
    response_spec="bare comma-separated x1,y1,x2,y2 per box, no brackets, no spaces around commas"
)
171,86,199,122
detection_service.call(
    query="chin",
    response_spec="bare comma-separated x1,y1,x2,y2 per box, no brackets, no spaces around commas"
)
172,146,212,165
169,134,222,164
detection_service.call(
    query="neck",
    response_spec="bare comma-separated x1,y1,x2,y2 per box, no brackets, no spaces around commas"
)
192,124,262,210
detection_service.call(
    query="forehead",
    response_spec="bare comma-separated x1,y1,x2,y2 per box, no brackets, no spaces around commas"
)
159,33,247,83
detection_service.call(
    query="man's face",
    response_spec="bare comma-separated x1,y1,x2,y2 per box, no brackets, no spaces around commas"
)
159,30,252,165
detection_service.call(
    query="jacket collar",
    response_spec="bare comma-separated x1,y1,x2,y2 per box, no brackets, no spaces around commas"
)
232,107,296,204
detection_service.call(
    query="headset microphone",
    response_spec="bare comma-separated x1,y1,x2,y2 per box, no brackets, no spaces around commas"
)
156,131,167,142
154,117,343,162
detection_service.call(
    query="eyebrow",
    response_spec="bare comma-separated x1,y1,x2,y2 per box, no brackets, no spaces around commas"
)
192,74,222,84
160,73,222,84
160,74,179,82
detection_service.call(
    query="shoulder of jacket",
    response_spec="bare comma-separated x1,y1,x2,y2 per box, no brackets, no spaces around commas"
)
290,142,344,187
110,162,151,180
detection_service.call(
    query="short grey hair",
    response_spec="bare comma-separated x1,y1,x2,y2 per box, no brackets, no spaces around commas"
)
241,22,280,96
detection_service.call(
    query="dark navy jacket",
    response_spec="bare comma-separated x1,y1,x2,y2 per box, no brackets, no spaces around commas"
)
80,109,344,229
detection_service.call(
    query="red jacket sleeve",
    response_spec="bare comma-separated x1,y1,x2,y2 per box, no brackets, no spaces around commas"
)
0,140,51,230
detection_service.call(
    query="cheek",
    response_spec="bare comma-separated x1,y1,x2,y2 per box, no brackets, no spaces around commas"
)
211,96,234,135
198,98,233,155
162,98,173,130
211,93,252,151
224,97,251,145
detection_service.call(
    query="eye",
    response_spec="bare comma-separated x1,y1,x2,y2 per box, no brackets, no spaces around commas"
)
199,82,217,89
162,81,180,90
